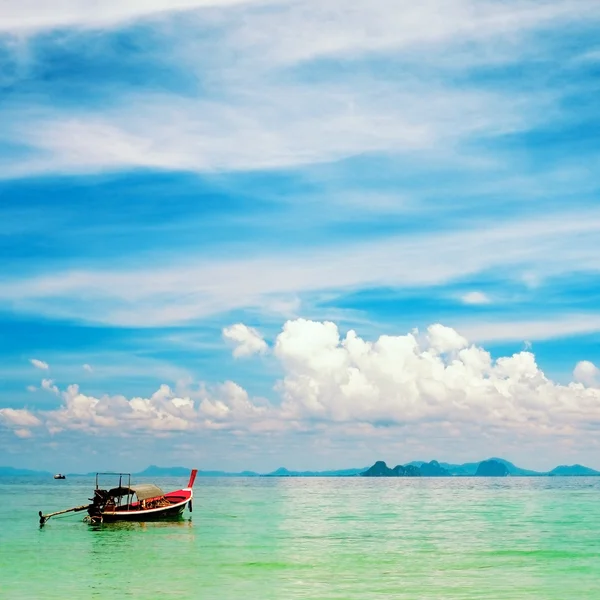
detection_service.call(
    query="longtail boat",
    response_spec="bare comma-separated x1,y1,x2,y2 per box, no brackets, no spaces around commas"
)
39,469,197,526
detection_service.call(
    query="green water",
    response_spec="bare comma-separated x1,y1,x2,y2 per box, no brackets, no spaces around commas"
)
1,476,600,599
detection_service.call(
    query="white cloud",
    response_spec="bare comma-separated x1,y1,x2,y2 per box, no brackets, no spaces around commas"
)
1,83,515,177
574,360,599,387
456,314,600,343
0,0,257,32
427,323,468,354
4,320,600,446
37,380,270,435
0,407,42,428
3,0,594,45
223,324,268,357
226,0,599,69
274,320,600,433
14,428,33,439
83,364,93,373
41,378,60,395
2,1,599,178
26,385,37,392
461,291,491,305
1,211,600,328
30,358,49,370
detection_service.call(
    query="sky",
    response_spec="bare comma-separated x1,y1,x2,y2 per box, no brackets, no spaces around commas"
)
1,0,600,473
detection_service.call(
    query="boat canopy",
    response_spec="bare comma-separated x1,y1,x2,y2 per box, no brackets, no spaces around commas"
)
107,483,165,501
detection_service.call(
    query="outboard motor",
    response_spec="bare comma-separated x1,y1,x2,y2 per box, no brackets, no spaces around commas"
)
87,489,110,523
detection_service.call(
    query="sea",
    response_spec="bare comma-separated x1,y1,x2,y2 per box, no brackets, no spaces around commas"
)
1,476,600,599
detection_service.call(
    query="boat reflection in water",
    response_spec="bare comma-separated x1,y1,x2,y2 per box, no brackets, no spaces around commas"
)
88,518,195,533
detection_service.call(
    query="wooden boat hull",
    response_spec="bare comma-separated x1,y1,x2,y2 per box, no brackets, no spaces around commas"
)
96,489,192,523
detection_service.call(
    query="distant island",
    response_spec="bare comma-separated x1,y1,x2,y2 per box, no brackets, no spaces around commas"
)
359,458,600,477
2,459,600,478
475,460,510,477
361,459,512,477
362,461,421,477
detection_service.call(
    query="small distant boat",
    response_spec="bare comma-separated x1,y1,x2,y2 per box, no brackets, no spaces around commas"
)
53,474,66,480
40,469,197,525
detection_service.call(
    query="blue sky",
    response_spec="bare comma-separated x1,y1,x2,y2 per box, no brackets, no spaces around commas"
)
1,0,600,473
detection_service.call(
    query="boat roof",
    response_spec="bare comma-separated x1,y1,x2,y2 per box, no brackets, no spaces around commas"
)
107,483,165,501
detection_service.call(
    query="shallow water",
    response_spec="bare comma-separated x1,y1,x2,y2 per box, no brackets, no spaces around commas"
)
1,476,600,599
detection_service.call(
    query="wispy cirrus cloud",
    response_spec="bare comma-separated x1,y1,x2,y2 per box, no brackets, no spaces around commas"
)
1,211,600,327
1,0,599,178
0,0,258,32
455,315,600,344
0,82,542,178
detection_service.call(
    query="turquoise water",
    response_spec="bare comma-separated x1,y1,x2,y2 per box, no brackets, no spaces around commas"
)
1,476,600,599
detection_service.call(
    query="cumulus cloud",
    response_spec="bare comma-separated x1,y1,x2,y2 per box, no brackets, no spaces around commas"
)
574,360,599,387
426,323,468,354
14,428,33,439
83,364,93,373
41,378,60,395
30,358,49,370
3,321,600,446
31,380,271,436
223,324,268,358
273,320,600,435
461,291,491,305
0,407,42,428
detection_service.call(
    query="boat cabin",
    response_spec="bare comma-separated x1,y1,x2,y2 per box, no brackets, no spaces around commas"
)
94,473,169,511
104,483,170,511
